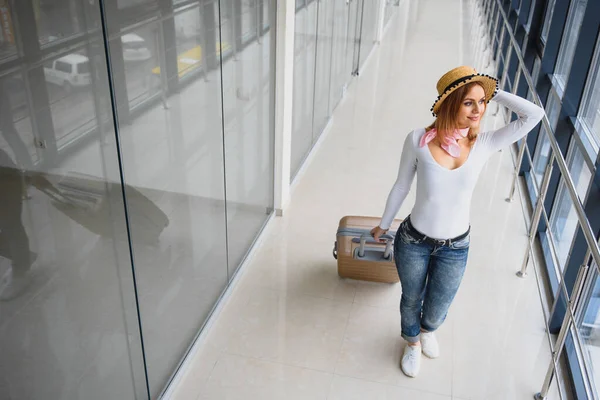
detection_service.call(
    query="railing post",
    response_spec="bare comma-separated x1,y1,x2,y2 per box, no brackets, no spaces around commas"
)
517,153,554,278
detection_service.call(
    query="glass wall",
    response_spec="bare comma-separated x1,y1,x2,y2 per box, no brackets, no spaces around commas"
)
291,0,373,178
0,0,275,398
481,0,600,398
357,0,379,70
291,0,318,176
383,0,399,28
0,1,147,399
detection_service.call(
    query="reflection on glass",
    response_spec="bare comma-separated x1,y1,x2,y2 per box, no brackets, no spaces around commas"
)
554,0,587,87
44,51,97,148
0,1,147,398
117,0,154,9
220,0,275,275
263,0,270,30
312,0,334,140
532,91,561,187
35,0,82,45
291,0,318,176
0,75,37,166
329,0,350,113
580,37,600,149
358,0,378,70
0,0,16,59
541,0,556,43
174,7,205,79
122,26,163,108
531,130,550,189
241,0,258,43
549,143,592,269
110,34,230,400
578,265,600,396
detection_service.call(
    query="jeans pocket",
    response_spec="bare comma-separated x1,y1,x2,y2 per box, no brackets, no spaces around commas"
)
450,235,470,250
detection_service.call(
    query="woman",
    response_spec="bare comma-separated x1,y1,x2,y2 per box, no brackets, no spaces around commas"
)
370,66,544,378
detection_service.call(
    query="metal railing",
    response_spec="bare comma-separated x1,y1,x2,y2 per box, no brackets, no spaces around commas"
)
469,0,600,399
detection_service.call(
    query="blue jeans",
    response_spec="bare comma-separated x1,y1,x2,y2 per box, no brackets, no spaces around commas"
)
394,218,470,343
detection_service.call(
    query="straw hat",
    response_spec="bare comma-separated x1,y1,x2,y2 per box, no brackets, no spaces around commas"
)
430,66,499,117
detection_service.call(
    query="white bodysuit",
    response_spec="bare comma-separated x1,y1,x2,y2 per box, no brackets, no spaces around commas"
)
379,90,545,239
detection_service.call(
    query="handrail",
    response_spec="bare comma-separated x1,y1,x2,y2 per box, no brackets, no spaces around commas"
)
493,0,600,271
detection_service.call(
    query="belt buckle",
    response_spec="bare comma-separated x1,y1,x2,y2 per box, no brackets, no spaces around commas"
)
435,238,447,246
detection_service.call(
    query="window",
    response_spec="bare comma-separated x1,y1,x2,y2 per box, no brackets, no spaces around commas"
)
0,1,16,60
532,89,561,188
579,36,600,151
77,61,89,74
525,0,537,32
548,141,593,270
553,0,588,93
532,57,541,85
55,61,72,73
578,264,600,397
540,0,556,44
36,0,84,45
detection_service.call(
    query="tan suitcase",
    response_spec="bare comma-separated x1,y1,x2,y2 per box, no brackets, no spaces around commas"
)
333,216,402,283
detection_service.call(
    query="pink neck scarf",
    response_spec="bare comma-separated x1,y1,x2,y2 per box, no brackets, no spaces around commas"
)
419,128,470,158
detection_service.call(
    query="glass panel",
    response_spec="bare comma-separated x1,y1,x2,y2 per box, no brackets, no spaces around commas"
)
358,0,377,70
118,0,155,9
43,49,97,149
220,0,275,275
312,0,335,140
0,2,147,399
104,7,230,397
532,57,541,85
347,0,360,77
554,0,588,90
548,142,593,270
241,0,258,43
579,36,600,149
540,0,556,44
121,25,163,109
578,264,600,396
525,0,537,31
174,6,206,80
262,0,270,30
219,0,236,60
329,0,350,113
531,90,561,188
36,0,83,45
0,74,38,167
384,0,395,27
291,0,318,176
0,0,17,60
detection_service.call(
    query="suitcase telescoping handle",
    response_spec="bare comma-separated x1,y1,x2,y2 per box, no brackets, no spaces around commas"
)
358,233,394,259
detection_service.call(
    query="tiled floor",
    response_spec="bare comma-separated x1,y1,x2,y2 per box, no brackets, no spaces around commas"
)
169,1,558,399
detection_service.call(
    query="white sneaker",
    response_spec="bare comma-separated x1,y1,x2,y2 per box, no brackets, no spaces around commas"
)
401,344,421,378
420,331,439,359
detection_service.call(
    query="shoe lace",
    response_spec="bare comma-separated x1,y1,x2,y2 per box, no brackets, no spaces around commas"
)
407,346,420,361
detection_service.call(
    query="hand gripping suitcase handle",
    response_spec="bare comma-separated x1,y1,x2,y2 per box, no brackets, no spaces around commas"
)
358,233,394,259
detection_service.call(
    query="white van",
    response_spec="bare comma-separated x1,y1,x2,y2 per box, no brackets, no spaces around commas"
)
44,54,91,92
121,33,152,62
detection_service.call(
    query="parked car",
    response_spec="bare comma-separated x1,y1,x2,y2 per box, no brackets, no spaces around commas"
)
43,54,91,92
121,33,152,62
